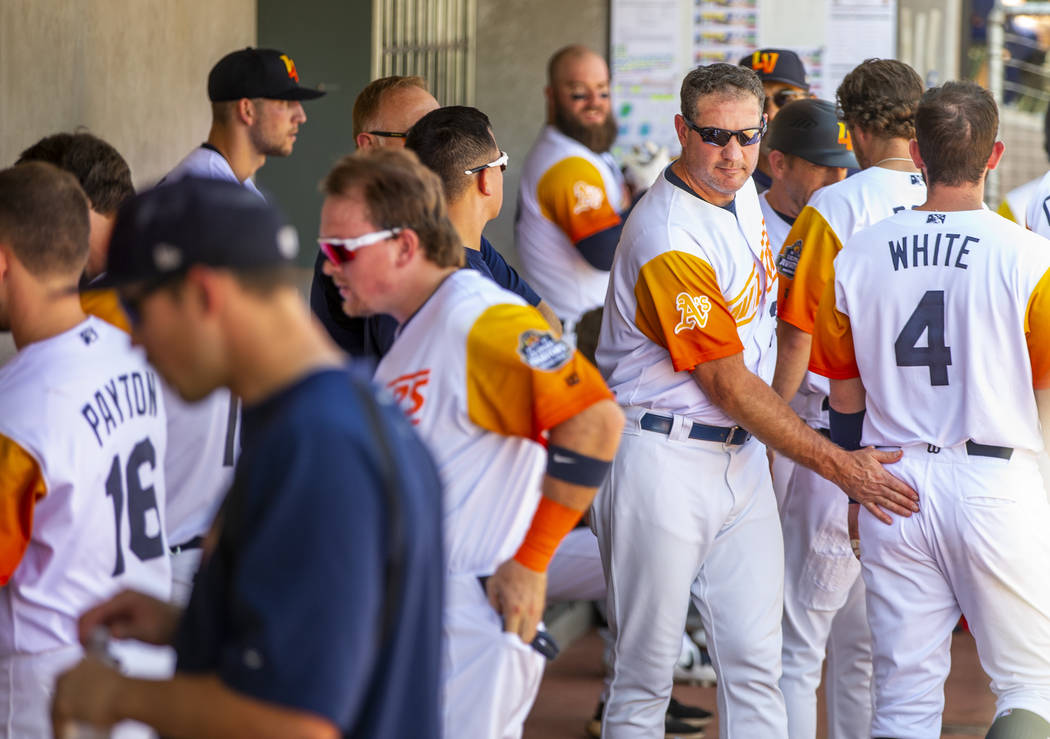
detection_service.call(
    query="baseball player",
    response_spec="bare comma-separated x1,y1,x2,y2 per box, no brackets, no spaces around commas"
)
53,176,445,738
771,59,925,738
319,147,623,739
1000,104,1050,224
738,48,813,193
593,62,917,739
516,45,630,343
0,162,170,736
811,80,1050,739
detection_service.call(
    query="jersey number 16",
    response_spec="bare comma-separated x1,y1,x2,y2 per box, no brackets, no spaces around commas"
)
104,437,165,577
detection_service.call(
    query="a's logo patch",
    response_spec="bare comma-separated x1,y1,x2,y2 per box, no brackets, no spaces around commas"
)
674,292,712,334
518,330,572,370
386,369,430,425
279,54,299,82
80,327,99,345
776,239,802,279
926,213,946,224
572,181,605,214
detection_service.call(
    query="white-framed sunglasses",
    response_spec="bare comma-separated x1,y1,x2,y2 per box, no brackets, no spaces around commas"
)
464,150,509,175
317,228,403,265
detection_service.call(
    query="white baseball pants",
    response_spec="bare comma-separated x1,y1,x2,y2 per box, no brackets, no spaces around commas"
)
779,461,872,739
593,408,787,739
442,573,545,739
860,443,1050,738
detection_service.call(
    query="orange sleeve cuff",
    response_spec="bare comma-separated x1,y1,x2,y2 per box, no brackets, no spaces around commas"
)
513,496,585,573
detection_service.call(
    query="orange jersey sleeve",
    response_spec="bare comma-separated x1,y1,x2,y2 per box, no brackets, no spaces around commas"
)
466,304,614,440
81,288,131,334
1026,266,1050,389
634,251,744,372
777,205,844,334
809,276,859,379
0,433,47,584
536,157,622,244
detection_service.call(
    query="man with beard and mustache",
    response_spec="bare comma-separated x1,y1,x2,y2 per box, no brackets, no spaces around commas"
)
516,45,630,352
164,47,324,197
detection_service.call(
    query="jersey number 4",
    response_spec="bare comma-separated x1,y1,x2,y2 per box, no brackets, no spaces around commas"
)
894,290,952,386
104,437,165,576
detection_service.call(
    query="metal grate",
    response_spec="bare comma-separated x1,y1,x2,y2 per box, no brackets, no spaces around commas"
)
372,0,477,106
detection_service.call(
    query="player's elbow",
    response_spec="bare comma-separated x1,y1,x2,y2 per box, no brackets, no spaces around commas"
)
551,398,624,460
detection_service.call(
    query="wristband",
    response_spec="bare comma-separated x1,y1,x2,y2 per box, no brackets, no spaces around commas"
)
829,407,865,451
546,444,612,487
513,497,584,572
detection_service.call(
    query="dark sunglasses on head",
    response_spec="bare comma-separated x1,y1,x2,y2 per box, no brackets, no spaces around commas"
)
367,130,409,139
772,89,806,108
683,117,766,147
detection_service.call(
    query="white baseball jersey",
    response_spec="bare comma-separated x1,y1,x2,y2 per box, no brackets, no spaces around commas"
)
516,125,627,321
1024,169,1050,237
1000,175,1042,225
777,166,927,426
811,208,1050,451
374,269,612,575
0,317,171,655
164,145,264,198
759,190,794,254
596,170,777,426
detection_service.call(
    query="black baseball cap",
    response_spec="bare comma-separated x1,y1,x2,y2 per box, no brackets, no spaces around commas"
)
739,49,809,91
208,47,325,102
766,98,858,169
95,177,300,289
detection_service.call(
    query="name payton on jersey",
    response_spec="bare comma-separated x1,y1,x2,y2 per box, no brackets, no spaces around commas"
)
888,231,977,271
80,370,160,447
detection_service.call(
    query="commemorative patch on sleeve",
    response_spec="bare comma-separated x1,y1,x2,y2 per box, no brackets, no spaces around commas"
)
518,330,572,370
776,239,802,279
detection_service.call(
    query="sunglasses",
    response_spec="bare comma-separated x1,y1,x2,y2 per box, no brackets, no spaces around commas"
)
683,117,766,147
318,228,403,265
464,150,509,175
367,130,408,139
771,89,806,108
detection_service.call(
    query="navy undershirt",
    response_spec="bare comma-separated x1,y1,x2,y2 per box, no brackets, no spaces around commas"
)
664,166,738,215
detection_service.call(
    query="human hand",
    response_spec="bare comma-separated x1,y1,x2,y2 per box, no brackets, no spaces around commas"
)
834,447,918,525
622,142,671,193
51,656,123,738
848,503,860,559
78,590,181,647
486,558,547,644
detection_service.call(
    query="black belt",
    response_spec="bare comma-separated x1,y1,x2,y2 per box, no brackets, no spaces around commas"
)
477,576,559,659
169,536,204,554
640,413,751,446
965,441,1013,460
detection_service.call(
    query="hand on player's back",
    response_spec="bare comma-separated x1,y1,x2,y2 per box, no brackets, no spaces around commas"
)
486,558,547,644
834,447,919,525
78,589,182,647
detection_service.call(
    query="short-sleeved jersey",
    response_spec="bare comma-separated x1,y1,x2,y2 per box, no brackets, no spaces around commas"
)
374,269,613,575
759,190,794,254
516,125,626,321
776,166,926,426
811,209,1050,451
999,175,1041,224
163,145,265,199
175,368,444,735
596,169,778,426
0,317,171,655
1024,169,1050,237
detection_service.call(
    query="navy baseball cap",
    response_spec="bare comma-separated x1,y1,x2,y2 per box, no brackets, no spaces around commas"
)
739,49,809,91
95,177,300,289
766,99,858,169
208,47,325,102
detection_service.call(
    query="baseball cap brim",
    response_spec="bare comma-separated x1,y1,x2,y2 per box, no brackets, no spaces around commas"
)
271,87,326,101
765,76,810,92
801,148,859,169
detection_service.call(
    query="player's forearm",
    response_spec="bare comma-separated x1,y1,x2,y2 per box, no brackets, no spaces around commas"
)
693,354,850,480
116,673,340,739
771,320,813,402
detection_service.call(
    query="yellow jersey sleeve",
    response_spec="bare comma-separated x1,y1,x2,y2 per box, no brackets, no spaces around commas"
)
80,288,131,334
777,205,843,334
809,276,859,379
1026,266,1050,389
466,304,614,440
536,157,622,244
0,434,47,584
634,251,743,372
997,199,1017,224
